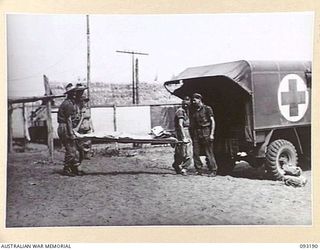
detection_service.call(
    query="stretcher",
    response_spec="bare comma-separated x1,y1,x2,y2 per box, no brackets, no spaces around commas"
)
74,131,179,144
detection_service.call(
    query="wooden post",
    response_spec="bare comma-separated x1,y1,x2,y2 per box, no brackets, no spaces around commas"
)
8,104,13,153
22,103,26,152
113,104,118,150
113,104,117,132
44,75,54,162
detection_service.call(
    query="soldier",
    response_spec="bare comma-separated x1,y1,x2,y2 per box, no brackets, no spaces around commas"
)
172,97,192,175
74,85,93,162
57,83,82,176
190,93,218,177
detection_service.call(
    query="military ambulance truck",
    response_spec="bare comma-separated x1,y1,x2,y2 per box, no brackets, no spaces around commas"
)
164,60,311,180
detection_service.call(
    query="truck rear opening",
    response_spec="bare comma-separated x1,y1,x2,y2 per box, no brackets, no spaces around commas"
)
166,76,252,159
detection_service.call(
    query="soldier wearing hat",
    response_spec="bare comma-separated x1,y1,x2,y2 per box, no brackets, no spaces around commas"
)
57,83,83,176
172,96,192,175
190,93,218,177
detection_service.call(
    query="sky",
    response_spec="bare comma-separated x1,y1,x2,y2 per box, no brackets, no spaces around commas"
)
7,12,314,97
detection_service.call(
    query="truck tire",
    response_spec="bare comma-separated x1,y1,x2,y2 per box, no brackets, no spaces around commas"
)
266,139,298,180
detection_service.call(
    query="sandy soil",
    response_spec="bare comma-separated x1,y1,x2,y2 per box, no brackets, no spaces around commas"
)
6,144,311,227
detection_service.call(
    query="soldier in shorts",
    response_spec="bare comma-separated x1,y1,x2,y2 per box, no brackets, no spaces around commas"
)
57,83,83,176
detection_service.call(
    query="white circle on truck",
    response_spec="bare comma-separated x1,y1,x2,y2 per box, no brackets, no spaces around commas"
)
277,74,309,122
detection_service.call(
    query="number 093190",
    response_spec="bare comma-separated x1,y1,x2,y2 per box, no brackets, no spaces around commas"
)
300,244,319,248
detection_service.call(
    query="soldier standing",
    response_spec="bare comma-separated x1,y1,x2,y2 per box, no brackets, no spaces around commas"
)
190,93,218,177
172,97,192,175
74,84,93,162
57,83,82,176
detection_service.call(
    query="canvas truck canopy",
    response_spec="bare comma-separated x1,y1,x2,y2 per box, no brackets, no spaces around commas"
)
164,60,311,139
164,60,255,144
164,60,253,96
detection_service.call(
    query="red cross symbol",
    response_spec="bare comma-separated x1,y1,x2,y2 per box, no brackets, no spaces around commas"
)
281,79,306,117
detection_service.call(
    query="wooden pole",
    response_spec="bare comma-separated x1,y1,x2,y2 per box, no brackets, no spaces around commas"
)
132,54,135,104
115,50,148,104
86,15,91,108
8,104,13,153
22,103,26,152
113,104,118,150
44,75,54,162
113,104,117,132
135,58,139,104
8,94,65,104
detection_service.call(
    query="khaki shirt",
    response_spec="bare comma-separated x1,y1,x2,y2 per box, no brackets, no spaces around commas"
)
174,107,190,129
191,105,214,128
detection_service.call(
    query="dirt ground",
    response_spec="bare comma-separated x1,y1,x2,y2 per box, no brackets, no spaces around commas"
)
6,143,311,227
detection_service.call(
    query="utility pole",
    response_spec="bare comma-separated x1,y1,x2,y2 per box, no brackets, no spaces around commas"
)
135,58,139,104
86,14,91,107
116,50,148,104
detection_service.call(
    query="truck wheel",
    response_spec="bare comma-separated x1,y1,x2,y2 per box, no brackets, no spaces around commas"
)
266,139,298,180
